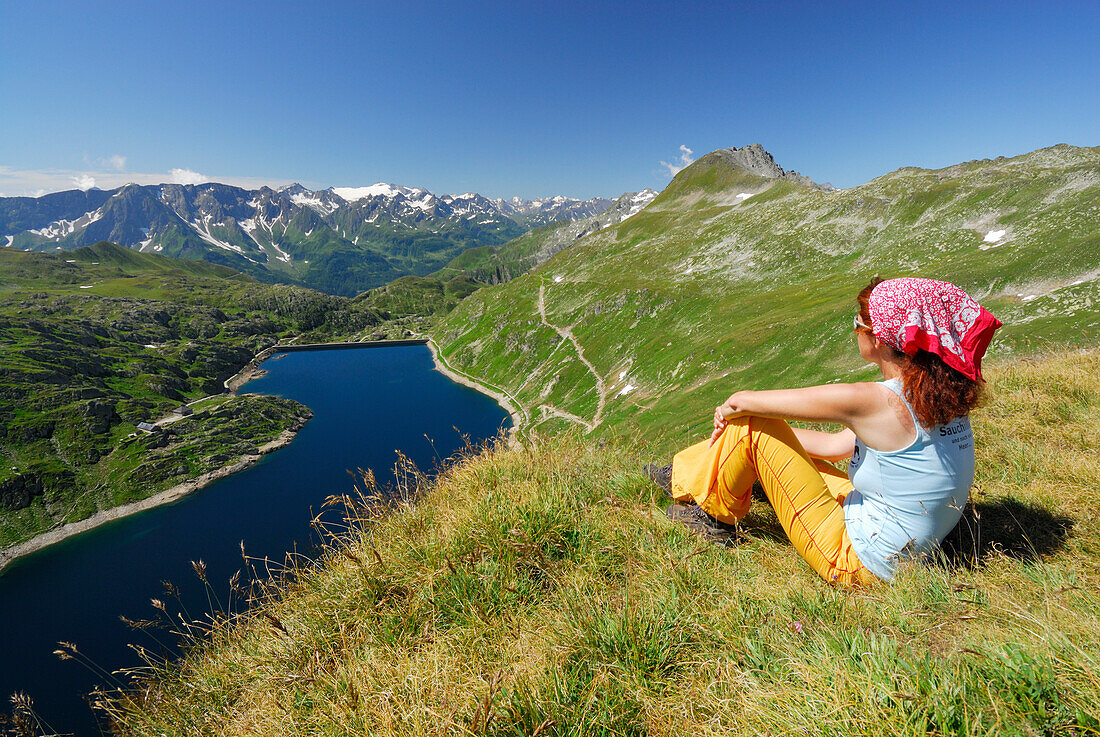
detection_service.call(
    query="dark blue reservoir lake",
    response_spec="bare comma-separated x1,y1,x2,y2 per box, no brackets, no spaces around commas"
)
0,345,510,736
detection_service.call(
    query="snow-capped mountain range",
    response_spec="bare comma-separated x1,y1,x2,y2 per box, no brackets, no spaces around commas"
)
0,183,618,296
434,187,660,286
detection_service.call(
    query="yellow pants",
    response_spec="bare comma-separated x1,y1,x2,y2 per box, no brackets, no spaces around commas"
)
672,416,876,586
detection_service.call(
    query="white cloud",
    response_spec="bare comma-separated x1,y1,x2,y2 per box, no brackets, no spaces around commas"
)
170,168,207,185
659,145,695,177
0,165,289,197
106,155,126,170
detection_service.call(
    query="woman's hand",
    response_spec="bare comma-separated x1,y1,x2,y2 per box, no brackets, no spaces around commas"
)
709,396,744,446
705,383,884,448
710,406,726,447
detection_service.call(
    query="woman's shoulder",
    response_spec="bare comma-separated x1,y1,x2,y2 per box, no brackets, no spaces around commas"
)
790,380,893,408
843,380,919,450
803,381,901,426
823,380,893,404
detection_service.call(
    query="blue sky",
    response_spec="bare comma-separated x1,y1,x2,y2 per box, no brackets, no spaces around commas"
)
2,0,1098,198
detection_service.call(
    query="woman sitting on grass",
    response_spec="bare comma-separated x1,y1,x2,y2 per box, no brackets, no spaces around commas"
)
650,277,1001,585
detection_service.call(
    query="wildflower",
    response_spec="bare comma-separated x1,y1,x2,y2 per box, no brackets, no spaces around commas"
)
789,620,803,633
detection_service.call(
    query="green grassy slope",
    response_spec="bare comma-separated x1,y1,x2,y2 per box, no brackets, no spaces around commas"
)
434,144,1100,442
430,191,659,286
94,146,1100,735
0,243,386,550
337,274,485,340
429,219,575,284
69,241,249,280
360,274,483,318
102,350,1100,736
0,241,250,295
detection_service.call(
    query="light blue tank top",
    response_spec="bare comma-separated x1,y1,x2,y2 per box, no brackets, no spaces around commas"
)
843,378,974,581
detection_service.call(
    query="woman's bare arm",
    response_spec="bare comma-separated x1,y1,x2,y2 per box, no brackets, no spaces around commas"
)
721,384,877,424
709,382,914,451
792,427,856,462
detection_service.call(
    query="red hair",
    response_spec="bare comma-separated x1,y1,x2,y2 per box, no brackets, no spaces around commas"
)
857,278,983,427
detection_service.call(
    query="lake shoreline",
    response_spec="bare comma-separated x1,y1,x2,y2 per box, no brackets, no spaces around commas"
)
0,425,303,575
425,338,523,442
0,339,509,574
225,346,278,394
0,345,299,575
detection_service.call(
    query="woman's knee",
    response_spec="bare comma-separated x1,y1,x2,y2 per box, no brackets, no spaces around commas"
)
718,415,791,442
747,415,795,437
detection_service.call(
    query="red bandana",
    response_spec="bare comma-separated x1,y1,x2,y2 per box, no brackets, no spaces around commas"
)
868,278,1001,381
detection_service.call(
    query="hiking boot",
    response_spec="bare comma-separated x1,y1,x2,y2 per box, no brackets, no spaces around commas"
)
665,503,741,543
643,463,673,499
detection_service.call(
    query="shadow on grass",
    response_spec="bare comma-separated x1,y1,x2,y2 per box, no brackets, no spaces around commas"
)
737,488,1075,571
939,497,1075,568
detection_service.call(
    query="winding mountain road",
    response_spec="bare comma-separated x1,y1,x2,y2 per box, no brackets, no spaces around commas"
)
537,284,607,431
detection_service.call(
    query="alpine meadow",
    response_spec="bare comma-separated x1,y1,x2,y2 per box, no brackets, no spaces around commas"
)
77,144,1100,737
6,0,1100,733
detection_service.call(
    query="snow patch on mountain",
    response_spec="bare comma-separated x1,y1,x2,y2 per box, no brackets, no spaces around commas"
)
30,208,105,240
411,194,436,212
333,183,414,201
618,188,659,222
238,218,269,251
995,268,1100,319
267,241,293,264
979,228,1011,250
291,192,341,216
191,215,255,261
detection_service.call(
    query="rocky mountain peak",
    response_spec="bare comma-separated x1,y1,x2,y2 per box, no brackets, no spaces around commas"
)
709,144,835,191
277,183,312,198
713,143,785,178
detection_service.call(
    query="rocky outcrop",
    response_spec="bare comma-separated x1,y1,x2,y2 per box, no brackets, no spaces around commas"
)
0,474,43,511
0,470,72,511
81,399,117,433
709,144,835,191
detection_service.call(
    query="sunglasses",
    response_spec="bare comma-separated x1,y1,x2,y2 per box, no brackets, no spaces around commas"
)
853,315,872,331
